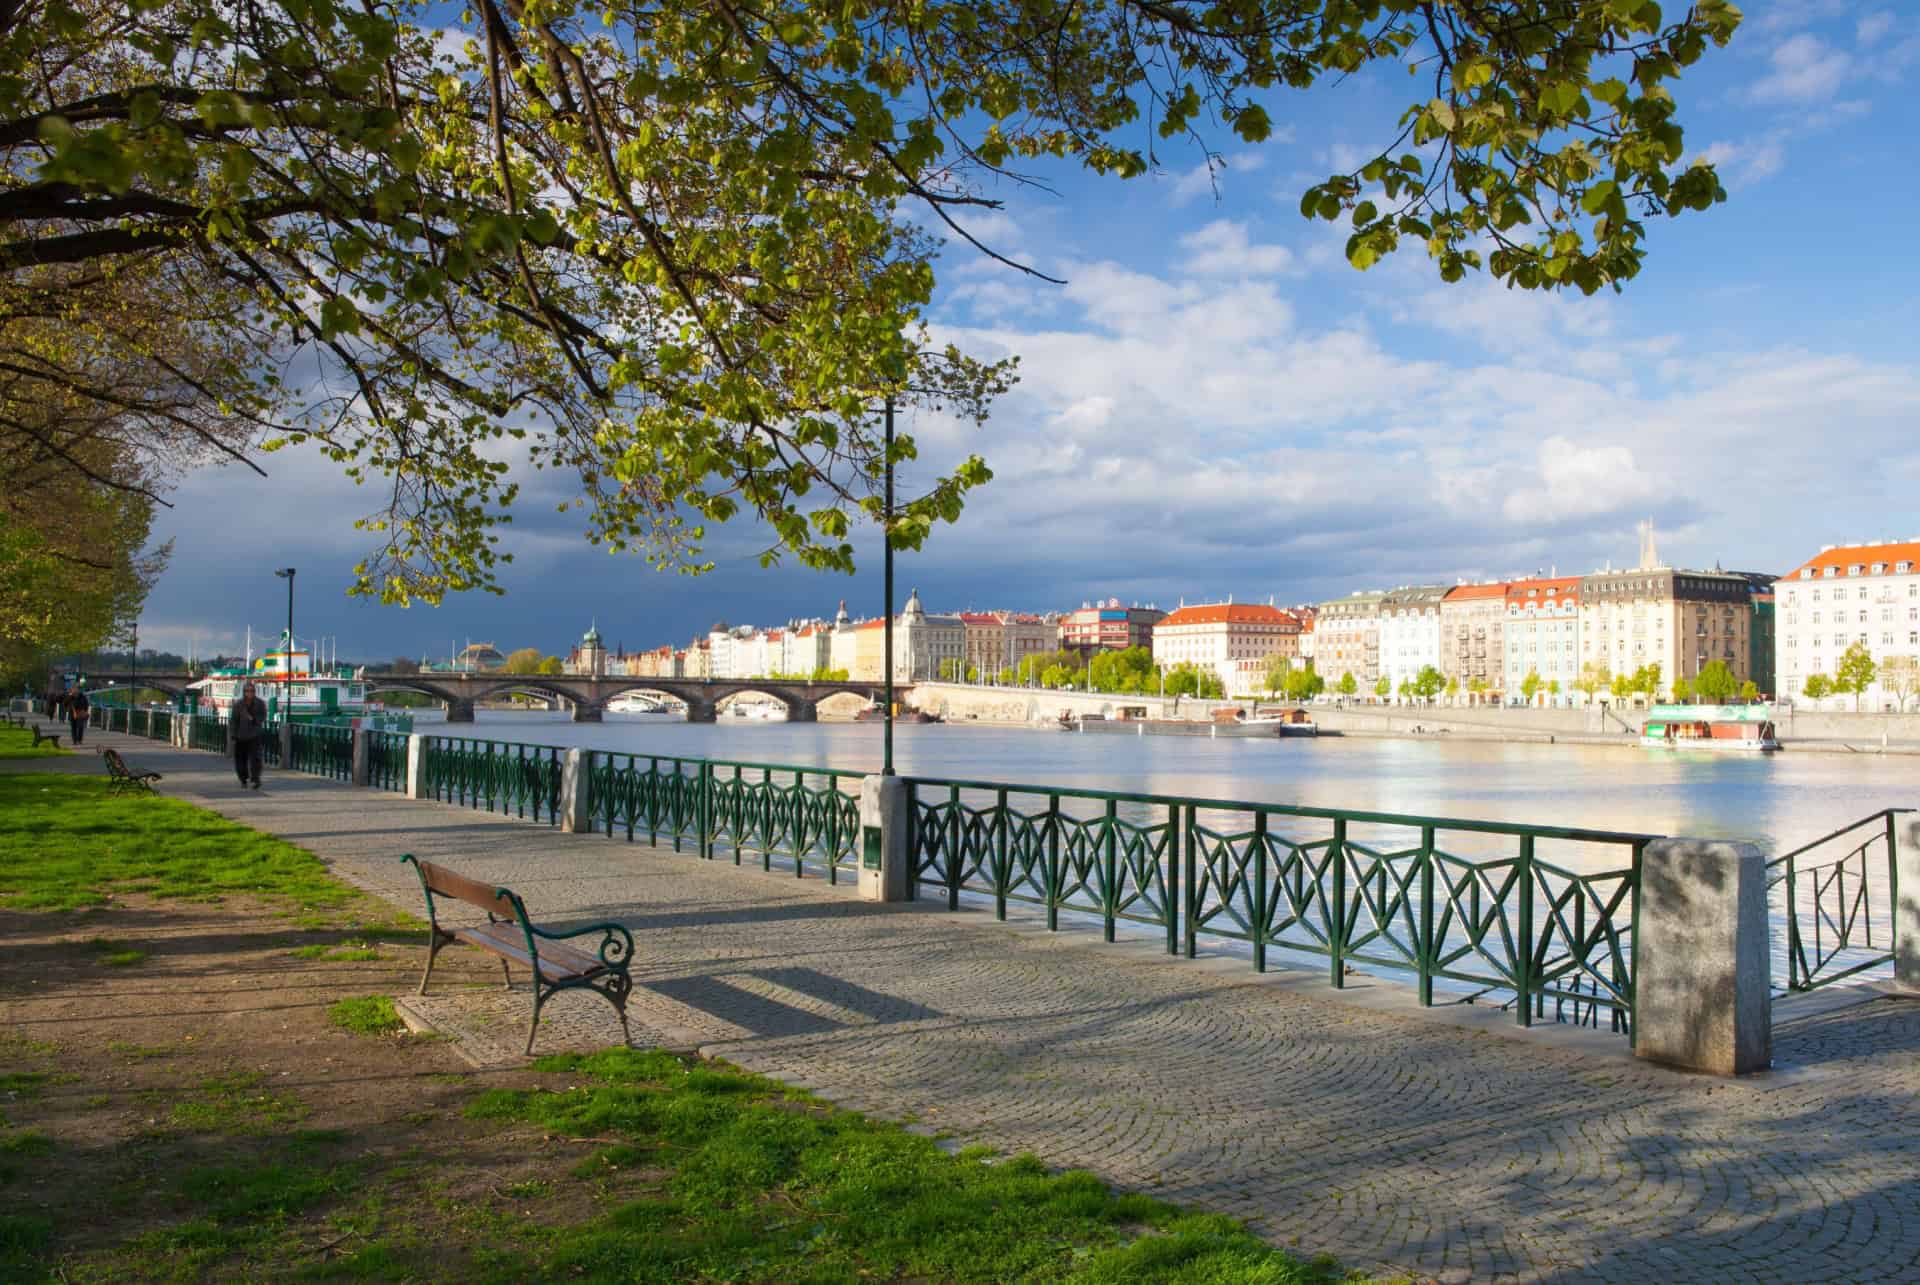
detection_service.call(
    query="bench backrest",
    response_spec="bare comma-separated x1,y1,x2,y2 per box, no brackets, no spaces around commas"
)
102,748,129,777
408,856,525,924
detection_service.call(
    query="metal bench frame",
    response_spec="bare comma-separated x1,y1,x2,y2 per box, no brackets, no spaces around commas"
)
401,853,634,1054
103,747,162,794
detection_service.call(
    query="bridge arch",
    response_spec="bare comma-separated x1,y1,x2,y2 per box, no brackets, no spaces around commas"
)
82,678,186,699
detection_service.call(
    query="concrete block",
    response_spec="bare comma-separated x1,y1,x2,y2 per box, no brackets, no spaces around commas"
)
405,733,428,800
350,729,370,786
857,773,910,902
1635,839,1771,1076
277,721,292,770
1894,817,1920,990
560,748,591,834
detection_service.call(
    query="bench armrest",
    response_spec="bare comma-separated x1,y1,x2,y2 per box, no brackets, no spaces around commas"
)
531,921,635,971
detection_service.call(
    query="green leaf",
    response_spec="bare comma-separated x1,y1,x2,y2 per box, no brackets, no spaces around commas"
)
1581,179,1618,215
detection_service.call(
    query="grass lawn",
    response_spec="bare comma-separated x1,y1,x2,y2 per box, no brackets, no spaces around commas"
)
0,723,68,759
0,774,412,930
0,775,1373,1282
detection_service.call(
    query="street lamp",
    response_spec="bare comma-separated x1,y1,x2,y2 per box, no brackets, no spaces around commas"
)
275,568,296,721
881,396,896,776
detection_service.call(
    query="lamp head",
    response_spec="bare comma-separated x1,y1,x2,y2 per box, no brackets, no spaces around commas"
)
275,568,295,579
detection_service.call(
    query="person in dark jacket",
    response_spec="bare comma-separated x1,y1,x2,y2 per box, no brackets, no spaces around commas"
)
66,686,89,745
229,681,269,789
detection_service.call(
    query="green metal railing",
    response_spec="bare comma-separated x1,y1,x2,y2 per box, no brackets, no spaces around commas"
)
188,715,225,753
147,710,172,741
1767,808,1913,995
905,777,1649,1034
367,729,408,792
291,723,354,781
585,753,862,881
422,736,562,824
260,723,282,767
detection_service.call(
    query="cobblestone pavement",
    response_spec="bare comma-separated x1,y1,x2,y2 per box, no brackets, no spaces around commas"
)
18,721,1920,1282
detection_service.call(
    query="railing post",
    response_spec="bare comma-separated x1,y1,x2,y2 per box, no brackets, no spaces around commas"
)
1635,838,1771,1075
560,749,591,833
1784,858,1801,991
1165,803,1180,957
1418,824,1436,1007
857,773,910,902
351,729,370,786
994,788,1010,920
1183,805,1198,959
700,762,713,860
1515,834,1535,1027
1102,798,1119,943
405,734,428,800
1253,812,1269,974
1046,795,1062,931
1894,813,1920,991
946,784,962,911
1327,817,1346,987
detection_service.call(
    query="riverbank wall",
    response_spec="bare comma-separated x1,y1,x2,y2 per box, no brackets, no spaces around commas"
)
903,682,1920,753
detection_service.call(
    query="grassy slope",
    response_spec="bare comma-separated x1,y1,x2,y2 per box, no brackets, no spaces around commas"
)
0,724,68,760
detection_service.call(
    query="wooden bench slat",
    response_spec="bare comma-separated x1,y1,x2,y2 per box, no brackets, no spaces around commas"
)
452,923,606,982
415,858,519,919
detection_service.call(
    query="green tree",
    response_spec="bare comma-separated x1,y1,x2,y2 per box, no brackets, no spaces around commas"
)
1609,673,1633,703
1738,679,1760,703
1834,642,1877,711
1444,675,1459,703
502,647,544,674
938,658,965,682
1373,674,1391,700
1466,676,1488,703
3,0,1742,602
1802,673,1833,702
1284,662,1324,702
1338,672,1357,698
1693,660,1737,704
1630,663,1663,701
1520,669,1543,704
536,656,564,676
1878,656,1919,712
1574,661,1611,704
1671,675,1694,703
1548,680,1561,699
998,666,1015,686
1411,666,1446,702
1262,653,1293,698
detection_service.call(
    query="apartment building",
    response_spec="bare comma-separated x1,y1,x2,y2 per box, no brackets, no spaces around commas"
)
1439,583,1508,698
1378,585,1447,693
1578,566,1756,693
1503,577,1581,703
1060,599,1165,653
1151,602,1298,694
1314,591,1385,686
1775,540,1920,706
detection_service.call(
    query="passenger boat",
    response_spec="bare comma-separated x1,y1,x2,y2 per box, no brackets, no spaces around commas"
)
1641,703,1779,752
186,643,410,732
1244,706,1319,736
855,702,938,724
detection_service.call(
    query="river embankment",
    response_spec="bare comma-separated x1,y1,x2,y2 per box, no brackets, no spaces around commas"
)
903,682,1920,755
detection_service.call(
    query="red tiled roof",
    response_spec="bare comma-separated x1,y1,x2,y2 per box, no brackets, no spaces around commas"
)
958,612,1002,625
1783,542,1920,579
1158,603,1294,627
1444,582,1509,601
1505,576,1580,606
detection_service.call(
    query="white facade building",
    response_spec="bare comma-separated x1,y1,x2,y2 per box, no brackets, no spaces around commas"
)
1503,577,1582,704
1776,540,1920,708
1377,586,1446,697
1150,602,1296,694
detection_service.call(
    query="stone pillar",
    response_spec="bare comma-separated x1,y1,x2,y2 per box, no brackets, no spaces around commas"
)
444,698,476,723
786,700,817,723
685,700,717,724
559,748,591,834
277,721,293,770
350,729,370,786
570,702,603,723
857,774,911,902
405,733,428,800
1635,839,1771,1076
1893,816,1920,990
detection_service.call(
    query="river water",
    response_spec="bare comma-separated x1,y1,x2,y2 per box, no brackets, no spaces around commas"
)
430,710,1914,857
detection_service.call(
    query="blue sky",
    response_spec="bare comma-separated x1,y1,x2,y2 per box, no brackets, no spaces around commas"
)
138,1,1920,664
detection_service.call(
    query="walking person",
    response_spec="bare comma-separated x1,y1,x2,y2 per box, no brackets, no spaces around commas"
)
65,686,89,745
229,681,268,789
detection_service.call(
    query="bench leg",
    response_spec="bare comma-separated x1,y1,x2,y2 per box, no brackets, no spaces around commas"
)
526,987,545,1056
417,927,454,995
500,957,513,990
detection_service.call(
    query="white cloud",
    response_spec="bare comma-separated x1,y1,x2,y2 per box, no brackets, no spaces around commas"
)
1502,438,1652,525
1178,220,1295,277
1857,11,1896,45
1748,33,1854,102
1163,151,1271,206
1696,136,1789,186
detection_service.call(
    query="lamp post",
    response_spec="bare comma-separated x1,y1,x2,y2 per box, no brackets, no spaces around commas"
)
881,395,895,777
129,621,137,707
275,568,296,722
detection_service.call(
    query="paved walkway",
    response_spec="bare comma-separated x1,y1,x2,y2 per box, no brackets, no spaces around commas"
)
15,721,1920,1282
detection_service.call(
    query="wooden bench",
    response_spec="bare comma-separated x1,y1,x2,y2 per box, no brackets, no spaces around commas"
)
401,854,634,1054
103,747,162,795
29,725,60,749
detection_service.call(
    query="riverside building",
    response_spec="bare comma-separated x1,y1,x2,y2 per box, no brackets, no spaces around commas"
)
1503,578,1581,704
1314,591,1385,688
1775,540,1920,707
1151,602,1298,695
1439,583,1508,700
1060,599,1165,654
1378,585,1447,695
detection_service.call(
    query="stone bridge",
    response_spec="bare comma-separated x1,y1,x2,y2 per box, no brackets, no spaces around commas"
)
75,671,903,723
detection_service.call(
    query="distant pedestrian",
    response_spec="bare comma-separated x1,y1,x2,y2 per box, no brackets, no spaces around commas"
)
229,681,268,789
66,687,88,745
44,685,60,720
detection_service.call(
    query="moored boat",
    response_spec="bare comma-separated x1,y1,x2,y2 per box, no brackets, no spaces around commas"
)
1641,703,1779,752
